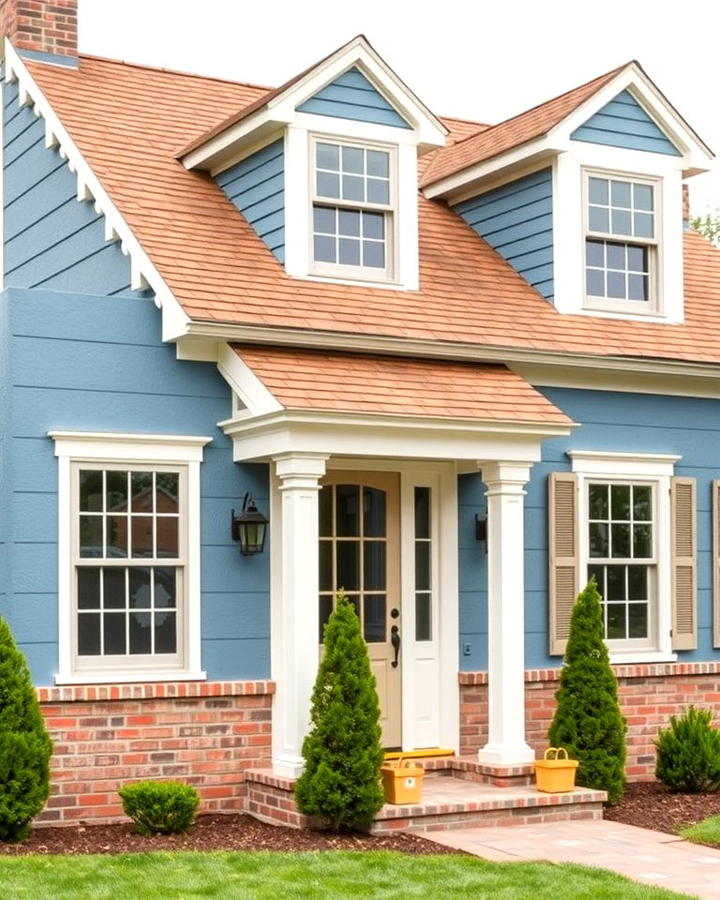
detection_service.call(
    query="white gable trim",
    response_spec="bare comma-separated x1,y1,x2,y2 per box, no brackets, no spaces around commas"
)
181,36,447,173
216,343,284,417
3,41,191,342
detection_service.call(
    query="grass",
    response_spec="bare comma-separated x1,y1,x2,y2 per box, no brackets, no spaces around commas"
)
679,814,720,847
0,850,687,899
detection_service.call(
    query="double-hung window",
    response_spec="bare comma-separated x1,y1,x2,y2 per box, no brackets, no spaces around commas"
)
311,138,394,280
584,172,659,313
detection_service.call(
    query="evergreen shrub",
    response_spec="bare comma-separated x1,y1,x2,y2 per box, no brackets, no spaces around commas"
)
118,781,200,835
655,706,720,793
0,616,53,841
548,578,627,804
295,592,384,831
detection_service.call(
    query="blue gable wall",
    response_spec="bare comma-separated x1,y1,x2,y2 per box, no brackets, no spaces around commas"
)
459,387,720,672
297,67,411,129
571,89,681,156
215,139,285,263
2,287,270,685
453,169,554,302
3,81,140,295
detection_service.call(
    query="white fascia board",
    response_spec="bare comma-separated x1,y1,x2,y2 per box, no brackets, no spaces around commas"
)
49,431,212,462
4,42,191,343
421,137,556,200
550,64,713,175
216,343,284,416
182,36,446,172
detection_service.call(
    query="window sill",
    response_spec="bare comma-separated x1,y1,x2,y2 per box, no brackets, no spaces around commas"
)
608,651,676,665
54,670,208,685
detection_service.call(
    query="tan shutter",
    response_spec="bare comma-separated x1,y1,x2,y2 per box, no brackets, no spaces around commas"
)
713,481,720,648
548,472,578,656
671,476,697,651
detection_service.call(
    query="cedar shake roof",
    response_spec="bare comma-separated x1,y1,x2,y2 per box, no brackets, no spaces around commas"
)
420,63,626,187
23,55,720,367
233,345,572,424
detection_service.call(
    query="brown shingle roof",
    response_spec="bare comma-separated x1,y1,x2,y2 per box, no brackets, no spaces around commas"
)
233,345,572,424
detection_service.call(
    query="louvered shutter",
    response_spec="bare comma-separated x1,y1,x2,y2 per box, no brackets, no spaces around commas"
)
713,481,720,648
548,472,578,656
671,476,697,651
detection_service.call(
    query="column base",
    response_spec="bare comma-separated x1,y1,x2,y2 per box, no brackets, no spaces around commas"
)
272,754,305,779
478,741,535,767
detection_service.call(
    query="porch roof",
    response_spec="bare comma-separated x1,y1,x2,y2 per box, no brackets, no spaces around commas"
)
231,345,571,426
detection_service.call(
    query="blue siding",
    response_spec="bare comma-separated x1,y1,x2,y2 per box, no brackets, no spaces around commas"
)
459,387,720,672
3,81,140,296
1,287,270,684
215,139,285,263
297,67,410,129
571,90,681,156
453,169,554,302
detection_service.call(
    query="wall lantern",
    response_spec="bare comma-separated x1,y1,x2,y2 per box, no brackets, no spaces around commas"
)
475,512,488,550
231,493,268,556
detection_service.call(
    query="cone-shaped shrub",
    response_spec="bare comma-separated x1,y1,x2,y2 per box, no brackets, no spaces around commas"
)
295,592,384,831
0,617,53,840
548,579,627,804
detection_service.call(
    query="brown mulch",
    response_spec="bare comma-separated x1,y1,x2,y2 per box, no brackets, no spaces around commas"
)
604,780,720,835
0,813,463,856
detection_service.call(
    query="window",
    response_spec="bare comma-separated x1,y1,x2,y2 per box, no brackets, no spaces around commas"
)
584,173,659,312
50,432,209,683
311,138,393,279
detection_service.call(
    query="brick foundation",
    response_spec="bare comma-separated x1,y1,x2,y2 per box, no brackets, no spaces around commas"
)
37,680,274,825
460,662,720,779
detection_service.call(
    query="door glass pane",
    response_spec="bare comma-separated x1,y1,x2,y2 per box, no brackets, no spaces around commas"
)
415,541,430,591
416,594,431,641
319,486,332,536
364,594,386,643
319,595,333,643
336,485,360,536
414,487,430,538
336,541,360,591
364,542,386,591
319,540,332,591
363,488,386,537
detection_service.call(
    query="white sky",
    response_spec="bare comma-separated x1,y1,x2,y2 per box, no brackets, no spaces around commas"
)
77,0,720,214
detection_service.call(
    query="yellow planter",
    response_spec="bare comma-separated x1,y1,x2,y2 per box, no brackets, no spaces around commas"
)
534,747,579,793
381,758,424,804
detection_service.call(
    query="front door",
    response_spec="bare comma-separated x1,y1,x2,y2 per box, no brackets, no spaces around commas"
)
318,472,401,748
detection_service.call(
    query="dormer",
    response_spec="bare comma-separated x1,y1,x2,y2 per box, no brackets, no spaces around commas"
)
422,62,714,324
179,36,447,292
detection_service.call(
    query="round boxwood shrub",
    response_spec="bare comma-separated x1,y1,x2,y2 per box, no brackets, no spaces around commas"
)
118,781,200,835
0,616,53,841
548,578,627,805
295,592,384,831
655,706,720,793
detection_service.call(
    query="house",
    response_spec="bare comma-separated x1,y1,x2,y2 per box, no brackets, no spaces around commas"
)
2,0,720,827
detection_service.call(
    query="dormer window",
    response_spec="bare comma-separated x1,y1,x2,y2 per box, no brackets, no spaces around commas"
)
584,171,659,313
311,137,394,280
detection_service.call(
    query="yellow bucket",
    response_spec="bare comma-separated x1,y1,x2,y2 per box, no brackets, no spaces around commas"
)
534,747,579,793
381,757,424,804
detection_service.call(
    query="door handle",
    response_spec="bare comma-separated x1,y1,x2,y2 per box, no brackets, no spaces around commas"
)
391,624,400,668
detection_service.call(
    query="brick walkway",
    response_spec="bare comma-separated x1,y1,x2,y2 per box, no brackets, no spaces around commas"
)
423,819,720,898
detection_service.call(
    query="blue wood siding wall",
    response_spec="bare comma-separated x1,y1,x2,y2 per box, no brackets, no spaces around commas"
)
215,139,285,263
1,287,271,684
459,387,720,671
571,90,681,156
3,82,142,295
453,168,554,302
297,67,410,129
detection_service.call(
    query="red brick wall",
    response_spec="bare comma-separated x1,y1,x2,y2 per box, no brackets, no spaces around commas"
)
460,662,720,780
0,0,77,58
37,680,273,824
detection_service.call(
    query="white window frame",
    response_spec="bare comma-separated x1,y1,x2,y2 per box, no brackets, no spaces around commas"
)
50,432,211,684
582,168,662,316
568,450,679,664
309,134,396,283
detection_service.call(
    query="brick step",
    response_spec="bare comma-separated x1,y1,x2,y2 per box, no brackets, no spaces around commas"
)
418,755,535,787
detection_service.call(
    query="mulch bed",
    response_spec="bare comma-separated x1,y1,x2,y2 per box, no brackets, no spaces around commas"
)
604,780,720,835
0,814,462,857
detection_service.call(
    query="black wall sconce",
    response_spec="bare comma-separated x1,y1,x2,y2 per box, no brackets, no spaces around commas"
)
475,512,488,551
231,493,268,556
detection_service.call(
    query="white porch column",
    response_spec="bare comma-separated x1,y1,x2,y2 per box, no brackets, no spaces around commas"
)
478,461,535,766
271,453,328,778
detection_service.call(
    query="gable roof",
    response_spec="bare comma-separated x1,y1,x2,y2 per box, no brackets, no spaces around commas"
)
17,52,720,370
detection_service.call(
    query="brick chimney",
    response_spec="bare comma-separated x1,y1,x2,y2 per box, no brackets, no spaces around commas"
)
0,0,77,62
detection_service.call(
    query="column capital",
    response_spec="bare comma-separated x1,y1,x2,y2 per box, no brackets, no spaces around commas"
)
479,460,533,489
273,453,328,487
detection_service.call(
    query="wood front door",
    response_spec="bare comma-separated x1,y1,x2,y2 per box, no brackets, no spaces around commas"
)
318,472,402,748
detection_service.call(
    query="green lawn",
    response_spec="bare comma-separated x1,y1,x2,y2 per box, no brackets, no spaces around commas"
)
0,850,686,899
680,814,720,848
